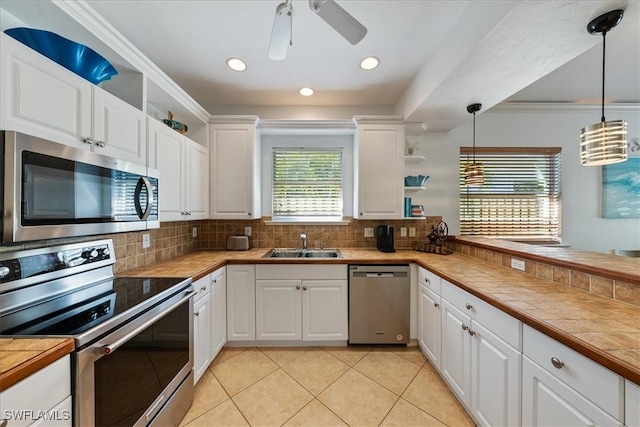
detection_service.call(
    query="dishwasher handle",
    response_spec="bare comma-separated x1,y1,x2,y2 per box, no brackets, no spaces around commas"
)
366,272,395,278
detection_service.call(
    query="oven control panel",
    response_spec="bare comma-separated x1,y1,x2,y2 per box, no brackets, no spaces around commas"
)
0,241,113,284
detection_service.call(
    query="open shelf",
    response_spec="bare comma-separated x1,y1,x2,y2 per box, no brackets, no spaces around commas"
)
405,186,426,191
405,155,426,163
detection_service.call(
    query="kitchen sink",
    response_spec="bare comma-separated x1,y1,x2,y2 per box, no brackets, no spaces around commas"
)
263,248,342,259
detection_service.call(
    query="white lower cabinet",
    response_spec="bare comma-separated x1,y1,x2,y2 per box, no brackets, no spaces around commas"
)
210,267,227,360
0,355,71,426
626,380,640,427
192,274,212,384
255,265,348,342
226,265,256,341
440,280,521,427
418,278,442,371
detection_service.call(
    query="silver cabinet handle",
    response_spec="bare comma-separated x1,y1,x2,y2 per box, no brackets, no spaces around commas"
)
200,286,207,292
465,303,473,310
468,328,476,336
551,357,564,369
461,324,468,331
194,312,199,317
425,278,430,284
303,286,308,291
96,140,106,147
296,285,301,290
248,212,252,216
102,290,194,355
212,278,217,284
434,302,439,308
83,137,95,145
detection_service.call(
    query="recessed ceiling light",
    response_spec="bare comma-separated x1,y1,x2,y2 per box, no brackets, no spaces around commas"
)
360,56,379,70
299,87,314,96
226,57,247,72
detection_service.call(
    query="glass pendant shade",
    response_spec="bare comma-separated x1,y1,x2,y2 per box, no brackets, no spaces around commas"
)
464,162,485,185
580,120,628,166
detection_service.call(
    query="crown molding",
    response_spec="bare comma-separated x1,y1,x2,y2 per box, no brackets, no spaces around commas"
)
54,0,210,123
209,115,260,125
352,115,404,125
492,102,640,113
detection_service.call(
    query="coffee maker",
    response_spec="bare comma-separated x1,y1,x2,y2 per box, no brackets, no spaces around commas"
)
376,225,395,253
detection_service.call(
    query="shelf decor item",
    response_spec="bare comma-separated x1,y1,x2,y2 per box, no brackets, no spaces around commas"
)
404,175,428,187
162,111,188,134
579,9,627,166
4,27,118,85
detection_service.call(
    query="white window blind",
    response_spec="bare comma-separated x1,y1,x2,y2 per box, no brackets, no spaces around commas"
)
272,148,343,218
459,147,562,242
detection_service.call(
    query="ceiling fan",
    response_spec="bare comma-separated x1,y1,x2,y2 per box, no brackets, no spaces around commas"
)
269,0,368,60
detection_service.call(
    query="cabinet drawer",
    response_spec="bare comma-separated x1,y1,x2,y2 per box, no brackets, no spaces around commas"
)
418,267,441,295
0,356,70,427
256,264,347,280
442,279,520,349
193,274,211,302
523,324,623,420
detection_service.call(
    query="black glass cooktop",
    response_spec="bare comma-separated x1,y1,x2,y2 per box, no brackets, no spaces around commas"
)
0,277,190,337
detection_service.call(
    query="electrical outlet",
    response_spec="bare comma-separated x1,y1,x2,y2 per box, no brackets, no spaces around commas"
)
364,227,374,238
142,233,150,249
409,227,416,237
244,226,252,237
511,258,525,271
400,227,407,237
192,227,197,238
143,279,151,294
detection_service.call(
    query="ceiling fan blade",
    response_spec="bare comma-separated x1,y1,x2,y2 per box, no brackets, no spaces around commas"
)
269,2,292,60
309,0,367,45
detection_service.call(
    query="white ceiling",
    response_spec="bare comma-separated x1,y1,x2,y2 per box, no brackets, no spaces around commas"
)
2,1,639,131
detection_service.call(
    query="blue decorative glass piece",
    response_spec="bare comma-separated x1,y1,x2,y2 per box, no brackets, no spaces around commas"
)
4,27,118,85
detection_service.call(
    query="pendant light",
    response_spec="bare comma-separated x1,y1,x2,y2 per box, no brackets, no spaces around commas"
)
580,9,627,166
464,103,484,185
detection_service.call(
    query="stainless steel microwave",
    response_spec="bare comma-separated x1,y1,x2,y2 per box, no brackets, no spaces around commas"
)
1,131,159,243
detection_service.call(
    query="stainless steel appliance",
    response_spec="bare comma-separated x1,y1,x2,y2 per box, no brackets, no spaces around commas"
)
0,240,194,426
0,131,159,243
348,264,410,344
376,225,395,253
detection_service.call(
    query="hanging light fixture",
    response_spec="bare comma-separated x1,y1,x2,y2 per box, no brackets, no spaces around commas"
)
580,9,627,166
464,103,484,185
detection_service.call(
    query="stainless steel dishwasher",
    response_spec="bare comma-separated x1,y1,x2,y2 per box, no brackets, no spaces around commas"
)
348,264,410,344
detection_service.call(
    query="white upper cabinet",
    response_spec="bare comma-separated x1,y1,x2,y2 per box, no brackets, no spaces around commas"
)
148,118,209,221
209,118,261,219
353,117,405,219
1,34,146,165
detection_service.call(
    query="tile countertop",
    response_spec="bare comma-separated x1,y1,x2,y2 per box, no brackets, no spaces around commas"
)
0,338,74,391
120,247,640,385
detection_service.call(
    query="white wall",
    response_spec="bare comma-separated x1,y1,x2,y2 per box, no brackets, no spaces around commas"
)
417,104,640,253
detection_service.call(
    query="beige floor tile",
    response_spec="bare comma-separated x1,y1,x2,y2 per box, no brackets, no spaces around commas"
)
183,399,249,427
402,367,474,427
283,400,348,427
283,349,349,396
260,346,311,367
381,399,446,426
212,349,278,396
392,347,427,366
232,370,314,426
318,369,398,426
354,351,421,395
323,346,371,366
179,370,229,425
213,346,250,365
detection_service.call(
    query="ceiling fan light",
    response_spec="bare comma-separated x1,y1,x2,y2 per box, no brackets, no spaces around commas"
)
580,120,628,166
464,163,485,186
299,87,314,96
226,57,247,72
360,56,379,70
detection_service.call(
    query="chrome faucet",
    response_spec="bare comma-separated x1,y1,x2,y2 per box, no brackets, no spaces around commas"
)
300,232,308,250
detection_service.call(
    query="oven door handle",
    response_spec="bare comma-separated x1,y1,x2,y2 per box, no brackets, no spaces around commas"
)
102,290,194,355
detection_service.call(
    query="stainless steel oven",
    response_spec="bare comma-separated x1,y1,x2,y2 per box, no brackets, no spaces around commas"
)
0,131,159,243
0,240,194,426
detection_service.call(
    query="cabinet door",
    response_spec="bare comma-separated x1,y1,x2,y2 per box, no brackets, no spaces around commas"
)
626,380,640,427
1,33,92,149
210,124,259,219
92,87,146,165
302,280,348,341
185,139,209,219
418,284,441,371
149,119,185,221
522,356,621,426
441,299,472,408
193,291,212,384
211,269,227,359
226,265,256,341
256,280,302,341
470,321,521,427
355,124,404,219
